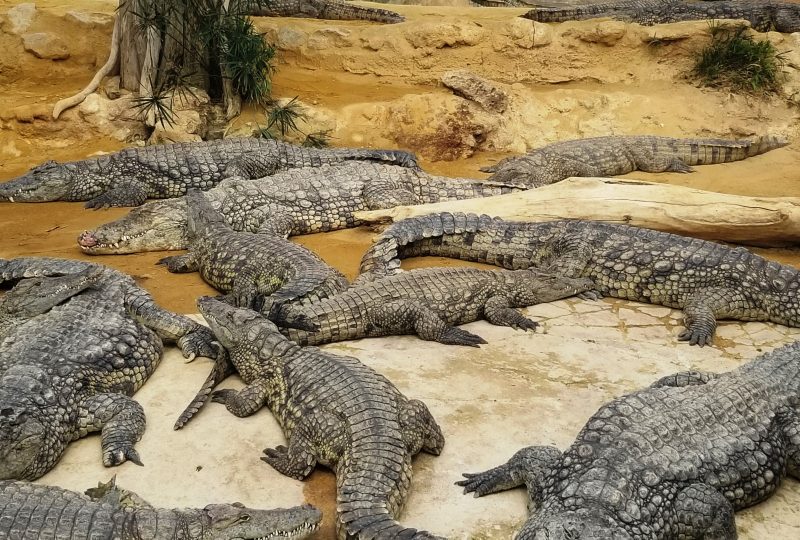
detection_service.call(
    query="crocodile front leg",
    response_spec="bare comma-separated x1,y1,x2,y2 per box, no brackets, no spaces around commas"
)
123,286,217,361
671,484,737,539
261,411,345,481
366,300,487,347
679,287,750,347
84,180,149,209
650,370,718,388
211,379,270,417
79,393,146,467
157,252,199,273
399,399,445,456
457,445,561,501
483,296,539,331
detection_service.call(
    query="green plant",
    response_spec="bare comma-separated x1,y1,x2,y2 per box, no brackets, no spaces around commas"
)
257,99,333,147
693,23,786,94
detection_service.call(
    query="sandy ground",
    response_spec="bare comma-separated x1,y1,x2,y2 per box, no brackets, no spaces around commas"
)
2,1,800,538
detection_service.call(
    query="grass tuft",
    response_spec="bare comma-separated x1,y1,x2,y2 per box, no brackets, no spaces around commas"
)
694,23,786,94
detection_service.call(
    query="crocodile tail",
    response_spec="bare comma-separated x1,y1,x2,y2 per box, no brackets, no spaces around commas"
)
174,343,235,429
354,212,495,285
744,135,789,158
521,1,635,23
342,149,420,170
680,135,788,165
320,2,405,23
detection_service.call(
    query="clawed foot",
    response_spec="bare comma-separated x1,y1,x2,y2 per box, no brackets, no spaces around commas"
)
678,327,714,347
577,289,604,301
211,389,237,404
438,327,487,347
455,471,497,497
261,445,306,480
103,444,143,468
157,255,192,273
84,193,130,209
508,317,539,332
177,326,219,362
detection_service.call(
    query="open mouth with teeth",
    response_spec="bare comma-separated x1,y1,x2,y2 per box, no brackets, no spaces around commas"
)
78,230,148,253
77,230,186,254
243,520,321,539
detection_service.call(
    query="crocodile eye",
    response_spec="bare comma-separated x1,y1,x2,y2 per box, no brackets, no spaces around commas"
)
239,514,251,522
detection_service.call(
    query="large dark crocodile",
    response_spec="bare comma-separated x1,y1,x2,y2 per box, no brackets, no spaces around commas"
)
357,212,800,346
0,138,418,207
185,296,445,539
480,135,786,187
77,161,520,255
0,478,321,538
457,340,800,538
247,0,405,23
275,267,594,346
523,0,800,33
0,257,217,480
158,189,348,318
0,265,104,340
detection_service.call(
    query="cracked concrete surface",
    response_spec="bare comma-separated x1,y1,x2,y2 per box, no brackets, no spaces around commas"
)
36,297,800,538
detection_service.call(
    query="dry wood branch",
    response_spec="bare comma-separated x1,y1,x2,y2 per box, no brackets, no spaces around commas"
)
354,177,800,247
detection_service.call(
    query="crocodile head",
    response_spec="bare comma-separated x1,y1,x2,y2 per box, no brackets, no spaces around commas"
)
0,161,83,202
0,389,47,480
197,296,265,350
201,503,321,539
486,154,555,188
78,198,189,254
0,266,105,320
517,510,634,540
520,271,596,302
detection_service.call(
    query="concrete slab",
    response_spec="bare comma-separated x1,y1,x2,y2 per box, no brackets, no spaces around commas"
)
37,299,800,538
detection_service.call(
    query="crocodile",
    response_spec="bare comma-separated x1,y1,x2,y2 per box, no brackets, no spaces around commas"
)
356,212,800,346
0,257,217,480
77,161,520,255
522,0,800,33
159,189,348,318
186,296,445,539
479,135,787,187
0,137,418,208
0,265,104,340
457,340,800,539
0,478,321,539
247,0,405,23
274,267,594,346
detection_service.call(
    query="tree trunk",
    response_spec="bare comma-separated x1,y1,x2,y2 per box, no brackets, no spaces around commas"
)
354,177,800,247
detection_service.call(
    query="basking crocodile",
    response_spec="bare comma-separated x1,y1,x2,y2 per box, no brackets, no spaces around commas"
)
356,212,800,346
0,478,321,539
0,265,104,340
0,257,217,480
275,267,594,346
523,0,800,33
0,137,418,208
77,161,520,255
159,189,348,318
457,340,800,538
247,0,405,23
186,296,445,539
480,135,786,187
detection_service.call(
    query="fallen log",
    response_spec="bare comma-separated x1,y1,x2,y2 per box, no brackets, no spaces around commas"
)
354,177,800,247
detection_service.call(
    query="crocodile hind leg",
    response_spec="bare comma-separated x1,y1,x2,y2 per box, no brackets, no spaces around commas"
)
84,180,149,209
671,484,736,539
261,411,346,480
483,296,539,331
366,300,487,346
363,182,418,209
778,407,800,481
399,399,445,456
211,379,270,417
79,393,146,467
457,446,561,502
633,152,694,174
679,288,751,347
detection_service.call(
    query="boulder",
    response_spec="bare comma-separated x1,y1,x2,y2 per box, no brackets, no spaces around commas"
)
22,32,70,60
5,3,36,35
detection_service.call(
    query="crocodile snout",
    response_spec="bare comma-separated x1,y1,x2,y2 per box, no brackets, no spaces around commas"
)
78,231,98,248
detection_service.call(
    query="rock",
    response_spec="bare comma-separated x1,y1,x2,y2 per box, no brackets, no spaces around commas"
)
565,21,627,46
65,10,114,29
506,18,553,49
22,32,70,60
308,28,353,50
147,87,212,144
404,22,486,50
104,76,121,100
274,27,306,51
441,70,508,113
5,3,36,35
77,93,148,142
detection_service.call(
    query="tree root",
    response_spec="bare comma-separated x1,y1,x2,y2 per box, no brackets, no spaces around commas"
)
52,13,121,119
